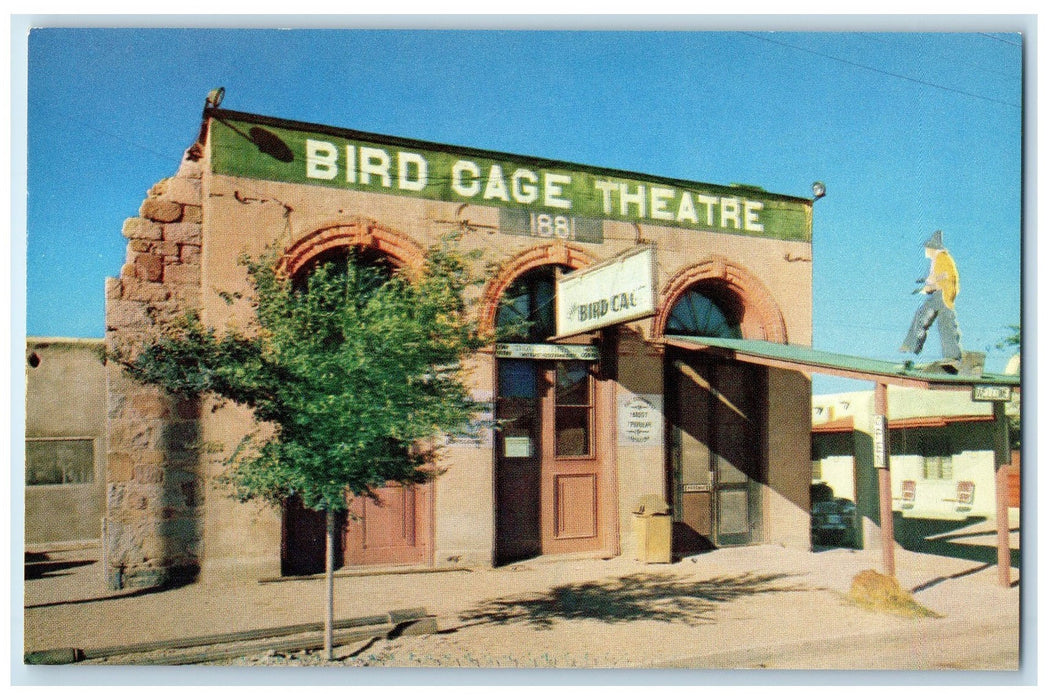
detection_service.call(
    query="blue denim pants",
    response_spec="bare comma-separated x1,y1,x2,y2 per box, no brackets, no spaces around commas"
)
901,290,962,360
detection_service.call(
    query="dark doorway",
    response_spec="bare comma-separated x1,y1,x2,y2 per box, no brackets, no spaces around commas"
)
666,351,765,554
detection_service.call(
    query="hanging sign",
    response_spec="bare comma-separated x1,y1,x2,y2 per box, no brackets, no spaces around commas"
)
972,384,1012,402
555,244,657,337
872,414,888,470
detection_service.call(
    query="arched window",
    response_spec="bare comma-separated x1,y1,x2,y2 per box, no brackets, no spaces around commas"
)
665,287,742,339
495,265,568,342
291,245,396,293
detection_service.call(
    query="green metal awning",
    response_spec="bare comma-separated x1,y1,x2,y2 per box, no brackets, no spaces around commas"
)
665,335,1021,391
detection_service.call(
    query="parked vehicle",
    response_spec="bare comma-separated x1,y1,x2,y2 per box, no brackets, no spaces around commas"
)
812,497,857,547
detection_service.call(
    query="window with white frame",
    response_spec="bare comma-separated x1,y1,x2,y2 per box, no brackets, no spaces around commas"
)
25,438,95,485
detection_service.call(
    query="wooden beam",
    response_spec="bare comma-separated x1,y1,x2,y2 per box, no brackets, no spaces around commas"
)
875,382,895,578
993,401,1013,588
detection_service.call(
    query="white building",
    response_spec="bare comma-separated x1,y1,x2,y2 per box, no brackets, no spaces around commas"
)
811,385,1019,549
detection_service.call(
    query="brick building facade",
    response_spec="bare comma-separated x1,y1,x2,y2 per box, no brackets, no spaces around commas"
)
103,105,815,588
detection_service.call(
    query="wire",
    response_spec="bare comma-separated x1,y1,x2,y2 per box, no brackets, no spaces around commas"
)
857,33,1017,79
738,32,1021,109
41,111,182,165
978,33,1023,47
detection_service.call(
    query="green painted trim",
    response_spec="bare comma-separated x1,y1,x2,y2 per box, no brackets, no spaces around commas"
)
666,335,1021,387
207,109,812,243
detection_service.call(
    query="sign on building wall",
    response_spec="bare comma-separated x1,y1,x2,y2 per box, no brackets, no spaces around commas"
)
556,244,657,337
972,384,1012,402
617,393,664,446
494,343,599,361
208,112,812,242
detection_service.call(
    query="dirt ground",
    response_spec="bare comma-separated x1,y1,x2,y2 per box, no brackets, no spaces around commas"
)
19,521,1022,677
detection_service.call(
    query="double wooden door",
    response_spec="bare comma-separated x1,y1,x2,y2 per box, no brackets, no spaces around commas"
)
282,483,431,575
495,359,605,564
668,353,764,552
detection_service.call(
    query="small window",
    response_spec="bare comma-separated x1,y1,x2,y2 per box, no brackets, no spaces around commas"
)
922,454,954,481
26,439,95,485
496,360,539,459
897,429,954,481
555,361,593,457
665,288,742,338
495,266,566,342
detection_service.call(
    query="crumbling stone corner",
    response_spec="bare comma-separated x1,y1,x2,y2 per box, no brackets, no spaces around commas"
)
103,153,205,589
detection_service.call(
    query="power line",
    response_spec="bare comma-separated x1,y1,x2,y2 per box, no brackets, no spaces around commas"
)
978,33,1023,47
857,33,1016,79
738,32,1020,109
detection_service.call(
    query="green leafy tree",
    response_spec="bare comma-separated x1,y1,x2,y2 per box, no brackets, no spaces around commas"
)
118,240,488,659
996,323,1021,352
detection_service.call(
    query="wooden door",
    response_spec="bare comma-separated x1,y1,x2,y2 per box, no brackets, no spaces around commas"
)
669,356,716,553
495,358,604,563
710,362,762,546
282,483,432,574
281,495,343,576
344,483,432,566
494,359,543,564
669,354,763,551
540,361,602,555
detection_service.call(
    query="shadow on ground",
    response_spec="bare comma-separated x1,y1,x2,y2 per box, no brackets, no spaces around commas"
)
892,515,1021,568
24,552,96,581
460,571,814,630
24,551,193,609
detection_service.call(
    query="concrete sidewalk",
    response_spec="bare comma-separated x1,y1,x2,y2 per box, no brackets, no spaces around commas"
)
21,537,1021,670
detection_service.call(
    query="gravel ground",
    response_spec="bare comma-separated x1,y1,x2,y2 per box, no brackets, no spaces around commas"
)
21,524,1022,672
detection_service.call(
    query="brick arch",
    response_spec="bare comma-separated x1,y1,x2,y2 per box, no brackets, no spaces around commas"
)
653,256,788,343
477,242,598,335
278,217,428,278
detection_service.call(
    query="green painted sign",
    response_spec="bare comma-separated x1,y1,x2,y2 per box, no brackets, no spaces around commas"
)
209,112,811,242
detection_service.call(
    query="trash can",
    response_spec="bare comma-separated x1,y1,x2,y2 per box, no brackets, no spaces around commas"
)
632,494,672,564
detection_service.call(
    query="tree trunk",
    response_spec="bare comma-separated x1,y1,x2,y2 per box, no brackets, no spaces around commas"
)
324,507,335,661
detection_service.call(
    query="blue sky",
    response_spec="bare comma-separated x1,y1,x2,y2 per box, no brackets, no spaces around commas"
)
18,23,1026,393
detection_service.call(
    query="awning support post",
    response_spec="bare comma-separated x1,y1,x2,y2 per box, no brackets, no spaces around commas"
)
992,401,1013,588
874,382,896,578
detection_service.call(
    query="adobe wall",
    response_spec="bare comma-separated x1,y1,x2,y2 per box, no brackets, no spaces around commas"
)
763,367,814,548
25,338,107,545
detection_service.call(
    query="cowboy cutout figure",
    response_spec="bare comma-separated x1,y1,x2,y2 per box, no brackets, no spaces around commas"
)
900,230,962,364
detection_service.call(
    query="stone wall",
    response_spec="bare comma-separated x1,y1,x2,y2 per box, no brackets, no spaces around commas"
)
103,153,205,589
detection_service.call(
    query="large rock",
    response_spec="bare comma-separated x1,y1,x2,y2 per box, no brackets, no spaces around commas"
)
139,198,183,223
165,178,202,207
163,222,201,245
122,217,162,241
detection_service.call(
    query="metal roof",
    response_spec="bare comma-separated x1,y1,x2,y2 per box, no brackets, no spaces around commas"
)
665,335,1021,391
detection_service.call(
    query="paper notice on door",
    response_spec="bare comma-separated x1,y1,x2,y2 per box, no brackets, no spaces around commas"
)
504,436,533,458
